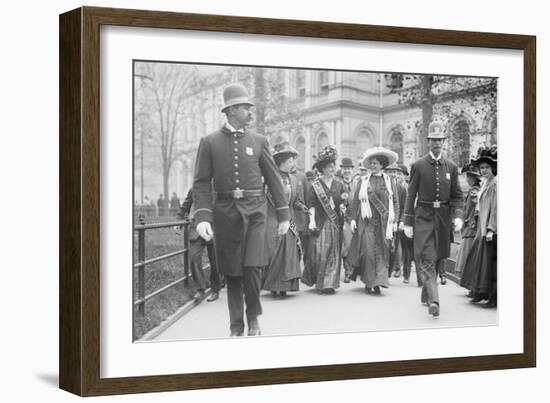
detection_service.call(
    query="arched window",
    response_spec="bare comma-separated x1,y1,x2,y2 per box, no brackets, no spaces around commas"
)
389,129,404,163
356,127,374,159
450,118,471,168
295,136,306,171
316,131,329,152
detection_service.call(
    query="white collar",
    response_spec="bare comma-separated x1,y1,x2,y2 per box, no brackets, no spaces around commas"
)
429,151,442,161
225,122,243,134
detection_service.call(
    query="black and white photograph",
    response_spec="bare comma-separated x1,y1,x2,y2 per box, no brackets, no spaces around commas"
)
132,61,498,342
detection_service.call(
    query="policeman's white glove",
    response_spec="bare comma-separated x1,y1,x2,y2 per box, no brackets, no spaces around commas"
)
196,221,213,242
350,219,357,233
308,207,317,231
404,225,414,239
454,217,464,232
308,220,317,231
278,220,290,236
398,221,405,231
392,222,398,232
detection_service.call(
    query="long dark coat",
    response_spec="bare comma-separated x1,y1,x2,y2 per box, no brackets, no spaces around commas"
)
403,154,464,261
192,126,289,276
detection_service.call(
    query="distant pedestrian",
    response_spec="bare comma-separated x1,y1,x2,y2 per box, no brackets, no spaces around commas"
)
157,194,165,216
385,163,412,282
170,192,181,215
337,157,355,283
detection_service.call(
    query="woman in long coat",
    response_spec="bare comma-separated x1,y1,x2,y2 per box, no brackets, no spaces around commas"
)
263,143,307,296
456,164,481,281
347,147,399,295
461,146,498,308
301,145,346,294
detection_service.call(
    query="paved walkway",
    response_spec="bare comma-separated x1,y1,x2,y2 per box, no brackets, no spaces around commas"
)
153,270,497,341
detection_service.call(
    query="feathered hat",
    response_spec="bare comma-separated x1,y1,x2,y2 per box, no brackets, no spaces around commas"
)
313,144,338,171
472,145,497,167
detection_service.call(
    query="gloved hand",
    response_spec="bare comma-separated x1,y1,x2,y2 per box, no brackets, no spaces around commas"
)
308,219,317,231
398,221,405,231
350,219,357,233
454,217,464,232
196,221,213,242
278,220,290,236
404,225,414,239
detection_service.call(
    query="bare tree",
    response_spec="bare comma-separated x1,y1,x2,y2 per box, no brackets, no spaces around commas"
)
134,62,201,212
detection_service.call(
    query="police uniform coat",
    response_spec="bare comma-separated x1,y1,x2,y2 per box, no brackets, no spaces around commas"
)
193,125,290,276
403,154,464,261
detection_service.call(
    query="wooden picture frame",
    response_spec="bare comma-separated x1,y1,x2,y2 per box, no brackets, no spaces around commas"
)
59,6,536,396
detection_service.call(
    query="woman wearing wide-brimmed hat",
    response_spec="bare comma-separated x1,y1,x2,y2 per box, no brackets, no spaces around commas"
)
301,145,346,294
460,146,498,308
455,163,482,280
262,142,307,296
347,147,399,295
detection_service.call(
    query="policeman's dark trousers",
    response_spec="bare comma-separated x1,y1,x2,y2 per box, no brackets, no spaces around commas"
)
226,267,263,334
399,233,414,280
189,238,221,293
417,230,442,305
436,258,446,279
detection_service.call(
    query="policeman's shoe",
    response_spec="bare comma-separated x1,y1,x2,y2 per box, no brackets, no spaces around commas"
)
230,331,244,337
428,302,440,317
192,290,205,300
343,275,351,283
440,276,447,285
373,286,381,295
247,326,262,336
207,291,219,302
393,269,401,278
403,278,410,284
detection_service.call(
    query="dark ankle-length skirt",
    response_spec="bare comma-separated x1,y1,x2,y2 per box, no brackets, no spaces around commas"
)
302,221,341,290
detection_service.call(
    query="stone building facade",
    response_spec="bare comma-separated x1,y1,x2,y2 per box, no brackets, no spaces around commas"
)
135,65,497,201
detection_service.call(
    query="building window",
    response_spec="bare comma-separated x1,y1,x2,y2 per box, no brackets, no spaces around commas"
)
295,136,306,171
316,131,329,151
296,70,306,98
356,127,374,160
319,71,329,93
389,130,404,163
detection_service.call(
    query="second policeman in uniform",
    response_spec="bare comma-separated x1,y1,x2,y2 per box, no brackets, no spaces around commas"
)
192,84,290,336
403,122,464,317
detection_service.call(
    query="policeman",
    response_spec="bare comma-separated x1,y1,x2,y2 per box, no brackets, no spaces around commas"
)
193,83,290,336
403,121,464,317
